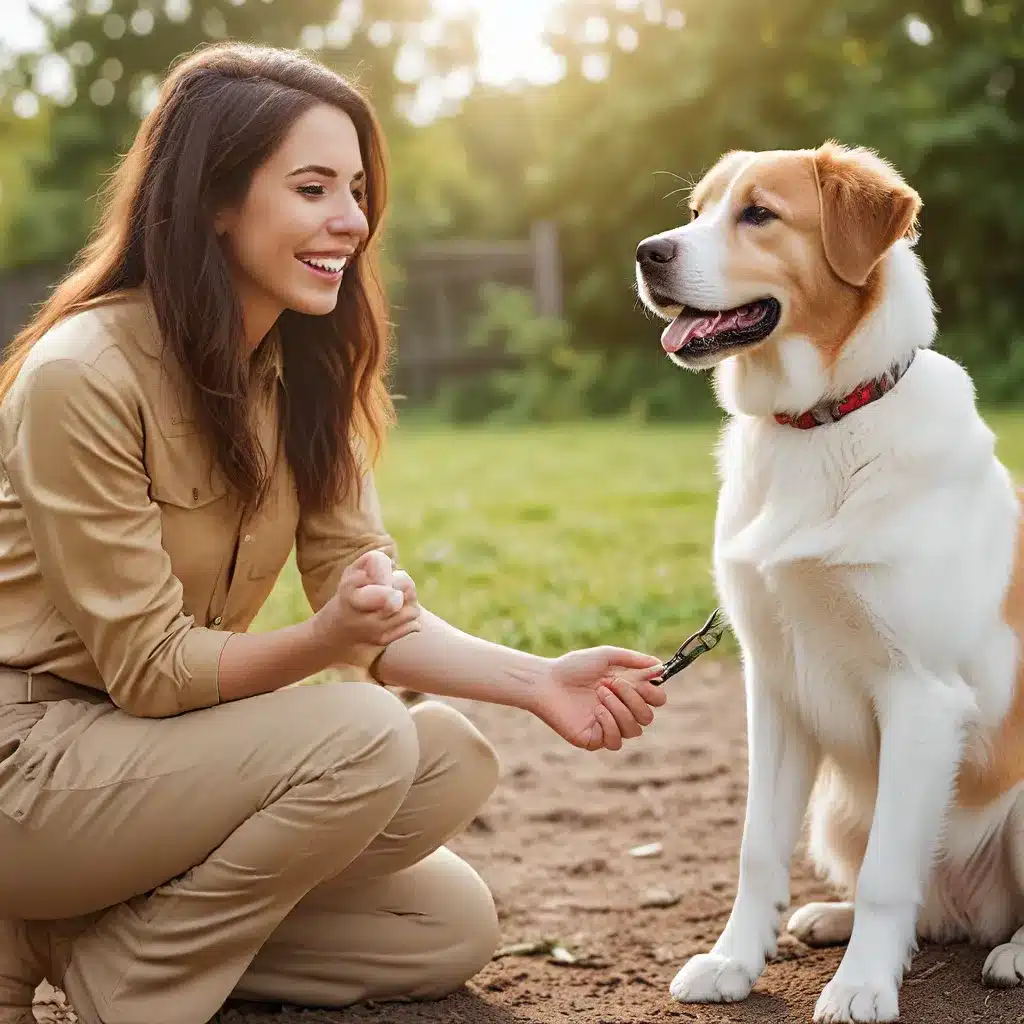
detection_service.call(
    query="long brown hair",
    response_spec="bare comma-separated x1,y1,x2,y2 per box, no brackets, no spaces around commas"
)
0,42,394,514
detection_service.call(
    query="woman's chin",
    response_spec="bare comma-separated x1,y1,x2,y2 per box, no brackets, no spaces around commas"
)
288,286,342,317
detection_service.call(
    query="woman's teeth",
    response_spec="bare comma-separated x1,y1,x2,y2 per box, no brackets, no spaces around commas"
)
300,256,347,274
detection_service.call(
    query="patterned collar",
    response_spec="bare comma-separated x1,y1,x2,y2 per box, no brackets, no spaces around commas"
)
774,350,917,430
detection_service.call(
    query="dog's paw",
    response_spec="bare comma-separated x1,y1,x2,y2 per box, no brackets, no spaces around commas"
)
982,937,1024,988
787,902,855,948
813,977,899,1023
669,953,755,1004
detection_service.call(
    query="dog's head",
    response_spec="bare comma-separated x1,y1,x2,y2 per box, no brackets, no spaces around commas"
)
635,142,923,377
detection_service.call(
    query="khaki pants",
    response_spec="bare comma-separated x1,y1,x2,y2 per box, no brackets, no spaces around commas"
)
0,679,500,1024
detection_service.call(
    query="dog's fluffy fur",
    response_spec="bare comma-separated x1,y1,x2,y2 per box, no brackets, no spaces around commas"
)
635,142,1024,1022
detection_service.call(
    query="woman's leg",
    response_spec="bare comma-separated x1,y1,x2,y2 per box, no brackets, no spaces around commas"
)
0,681,420,1024
236,848,498,1007
234,699,501,1006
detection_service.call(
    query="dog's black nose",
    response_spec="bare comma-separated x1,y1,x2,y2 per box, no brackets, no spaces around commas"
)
636,237,677,265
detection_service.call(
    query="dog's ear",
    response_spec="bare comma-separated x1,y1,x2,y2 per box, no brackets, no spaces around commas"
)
812,141,921,287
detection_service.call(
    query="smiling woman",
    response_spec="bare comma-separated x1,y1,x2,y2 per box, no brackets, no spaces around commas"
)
0,38,668,1024
213,103,371,352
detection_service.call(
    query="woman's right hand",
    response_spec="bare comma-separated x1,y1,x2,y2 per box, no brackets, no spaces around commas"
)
314,549,422,668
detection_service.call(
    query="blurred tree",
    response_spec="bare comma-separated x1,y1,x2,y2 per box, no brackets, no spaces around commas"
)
2,0,476,268
2,0,1021,403
528,0,1023,395
0,76,52,268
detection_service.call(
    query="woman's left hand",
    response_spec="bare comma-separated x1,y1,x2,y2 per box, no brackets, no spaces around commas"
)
528,647,668,751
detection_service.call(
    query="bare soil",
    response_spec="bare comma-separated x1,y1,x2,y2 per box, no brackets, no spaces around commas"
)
36,659,1024,1024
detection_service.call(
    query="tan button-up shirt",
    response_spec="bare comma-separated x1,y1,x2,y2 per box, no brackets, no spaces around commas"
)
0,288,397,718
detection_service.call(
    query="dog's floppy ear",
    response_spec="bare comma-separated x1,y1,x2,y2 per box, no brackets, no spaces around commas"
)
812,141,921,287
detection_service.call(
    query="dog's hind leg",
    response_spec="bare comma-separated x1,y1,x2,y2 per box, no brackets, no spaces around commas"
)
982,789,1024,987
788,902,855,947
787,759,869,949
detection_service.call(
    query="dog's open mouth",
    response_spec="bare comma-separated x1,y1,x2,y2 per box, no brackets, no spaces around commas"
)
661,298,781,359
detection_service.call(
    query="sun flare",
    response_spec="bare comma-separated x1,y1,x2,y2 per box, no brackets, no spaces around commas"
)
432,0,566,86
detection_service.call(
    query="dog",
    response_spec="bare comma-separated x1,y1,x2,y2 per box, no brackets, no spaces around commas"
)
634,141,1024,1022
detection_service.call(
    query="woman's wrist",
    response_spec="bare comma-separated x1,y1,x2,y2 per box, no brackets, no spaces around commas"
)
498,653,553,713
217,614,336,703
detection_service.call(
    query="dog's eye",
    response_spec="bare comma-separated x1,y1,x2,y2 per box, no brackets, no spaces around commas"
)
689,207,700,222
740,205,776,226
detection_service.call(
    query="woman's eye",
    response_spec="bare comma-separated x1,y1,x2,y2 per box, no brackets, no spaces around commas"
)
740,205,776,226
297,183,326,198
352,187,367,205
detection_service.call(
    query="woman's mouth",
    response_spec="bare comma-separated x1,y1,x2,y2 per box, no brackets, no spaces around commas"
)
297,255,348,281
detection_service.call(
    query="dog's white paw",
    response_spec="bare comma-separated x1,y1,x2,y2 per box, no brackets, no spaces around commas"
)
669,953,755,1003
788,902,855,948
982,939,1024,988
813,976,899,1023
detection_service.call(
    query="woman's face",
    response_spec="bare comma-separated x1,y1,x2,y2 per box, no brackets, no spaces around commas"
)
216,102,370,331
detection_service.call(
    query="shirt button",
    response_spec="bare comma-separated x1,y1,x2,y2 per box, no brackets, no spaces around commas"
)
243,534,252,543
212,616,223,627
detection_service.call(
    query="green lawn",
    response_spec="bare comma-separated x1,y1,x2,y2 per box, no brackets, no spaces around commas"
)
253,409,1024,663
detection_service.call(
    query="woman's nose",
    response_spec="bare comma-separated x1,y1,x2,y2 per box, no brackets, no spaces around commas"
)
326,205,368,239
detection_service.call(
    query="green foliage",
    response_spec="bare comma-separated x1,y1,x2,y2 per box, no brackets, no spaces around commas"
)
1,0,475,268
253,418,729,659
430,283,729,424
526,0,1023,399
1,0,1019,405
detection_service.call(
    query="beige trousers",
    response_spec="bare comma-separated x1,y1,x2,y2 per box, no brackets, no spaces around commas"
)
0,681,500,1024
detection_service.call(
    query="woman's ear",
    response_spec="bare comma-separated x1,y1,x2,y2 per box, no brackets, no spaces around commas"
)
213,205,236,238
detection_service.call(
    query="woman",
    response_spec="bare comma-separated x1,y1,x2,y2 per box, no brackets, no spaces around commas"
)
0,43,667,1024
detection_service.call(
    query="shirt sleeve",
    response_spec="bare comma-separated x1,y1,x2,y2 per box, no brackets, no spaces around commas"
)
294,462,398,614
2,357,232,718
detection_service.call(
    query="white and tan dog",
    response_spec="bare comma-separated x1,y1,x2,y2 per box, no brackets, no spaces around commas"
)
635,141,1024,1022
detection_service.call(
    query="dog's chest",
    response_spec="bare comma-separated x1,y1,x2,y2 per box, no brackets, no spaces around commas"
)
716,427,887,755
736,555,883,756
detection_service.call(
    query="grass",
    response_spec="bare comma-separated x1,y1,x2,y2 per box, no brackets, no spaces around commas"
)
253,409,1024,663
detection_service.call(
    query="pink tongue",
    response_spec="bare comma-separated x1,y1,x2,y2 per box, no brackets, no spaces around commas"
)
660,303,762,354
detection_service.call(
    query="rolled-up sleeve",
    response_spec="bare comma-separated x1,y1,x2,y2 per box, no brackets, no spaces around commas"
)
2,357,232,718
295,464,397,614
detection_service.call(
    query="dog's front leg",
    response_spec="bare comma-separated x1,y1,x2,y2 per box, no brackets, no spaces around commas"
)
813,673,974,1023
671,672,819,1003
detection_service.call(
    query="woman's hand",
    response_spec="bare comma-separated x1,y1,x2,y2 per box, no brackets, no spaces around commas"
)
313,550,422,668
526,646,667,751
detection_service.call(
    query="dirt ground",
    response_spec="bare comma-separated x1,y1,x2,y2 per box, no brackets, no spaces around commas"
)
35,659,1024,1024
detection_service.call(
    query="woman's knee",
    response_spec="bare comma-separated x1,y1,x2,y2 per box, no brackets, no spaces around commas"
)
410,700,500,806
274,682,420,796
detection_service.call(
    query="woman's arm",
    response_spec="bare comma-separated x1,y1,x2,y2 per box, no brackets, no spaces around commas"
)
219,551,417,702
371,605,668,752
370,607,548,709
291,449,668,752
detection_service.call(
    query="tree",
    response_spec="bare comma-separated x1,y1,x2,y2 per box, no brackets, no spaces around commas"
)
3,0,476,268
529,0,1023,397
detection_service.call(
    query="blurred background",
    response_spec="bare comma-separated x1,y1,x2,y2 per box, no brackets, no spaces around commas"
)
0,0,1021,659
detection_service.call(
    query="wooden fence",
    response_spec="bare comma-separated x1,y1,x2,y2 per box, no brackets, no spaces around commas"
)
0,222,563,405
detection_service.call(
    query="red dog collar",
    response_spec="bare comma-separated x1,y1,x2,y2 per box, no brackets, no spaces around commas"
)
774,351,917,430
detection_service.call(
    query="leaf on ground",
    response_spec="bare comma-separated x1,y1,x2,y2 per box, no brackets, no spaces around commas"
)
629,841,664,858
493,937,604,968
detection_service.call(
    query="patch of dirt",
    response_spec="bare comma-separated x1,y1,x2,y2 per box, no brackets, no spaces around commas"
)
35,660,1024,1023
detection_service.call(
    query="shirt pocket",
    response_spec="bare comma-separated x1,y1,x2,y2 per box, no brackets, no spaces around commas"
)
146,436,238,609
